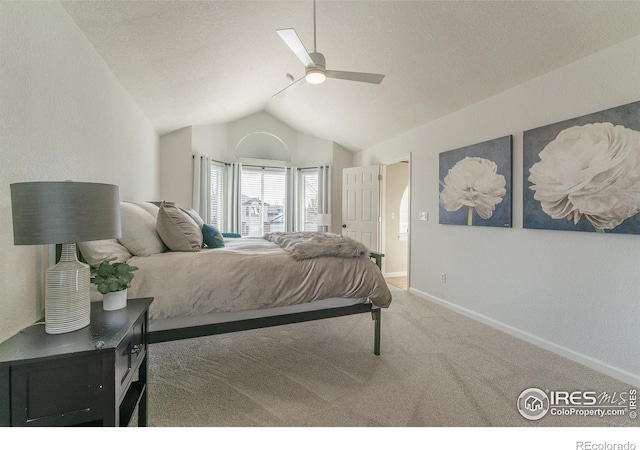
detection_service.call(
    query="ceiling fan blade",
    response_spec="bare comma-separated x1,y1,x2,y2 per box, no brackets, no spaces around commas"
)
325,70,385,84
276,28,314,68
272,76,306,98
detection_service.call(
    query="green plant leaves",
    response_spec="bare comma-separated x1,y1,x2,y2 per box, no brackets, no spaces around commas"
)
90,260,138,293
97,262,114,277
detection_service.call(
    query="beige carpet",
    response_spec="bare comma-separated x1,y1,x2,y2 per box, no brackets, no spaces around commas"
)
147,285,636,427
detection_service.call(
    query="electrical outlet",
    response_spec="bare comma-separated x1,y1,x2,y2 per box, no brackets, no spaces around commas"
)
440,273,446,283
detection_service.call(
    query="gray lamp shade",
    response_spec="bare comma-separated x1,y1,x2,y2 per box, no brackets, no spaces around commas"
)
10,181,121,245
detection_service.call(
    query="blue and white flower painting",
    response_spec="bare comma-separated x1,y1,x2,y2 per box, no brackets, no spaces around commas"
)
524,101,640,234
439,136,513,227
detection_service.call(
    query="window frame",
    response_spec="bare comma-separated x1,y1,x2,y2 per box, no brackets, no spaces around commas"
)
240,165,287,237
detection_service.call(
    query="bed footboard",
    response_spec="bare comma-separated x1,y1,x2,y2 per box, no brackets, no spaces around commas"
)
372,308,381,355
150,303,382,355
369,252,384,270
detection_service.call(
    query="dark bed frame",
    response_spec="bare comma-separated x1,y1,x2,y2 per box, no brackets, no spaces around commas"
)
148,252,385,355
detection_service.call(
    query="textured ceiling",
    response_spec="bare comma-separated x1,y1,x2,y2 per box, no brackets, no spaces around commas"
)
61,1,640,152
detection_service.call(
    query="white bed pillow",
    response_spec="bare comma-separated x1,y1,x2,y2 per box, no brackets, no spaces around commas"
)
118,202,167,256
156,202,203,252
131,201,160,219
77,239,132,267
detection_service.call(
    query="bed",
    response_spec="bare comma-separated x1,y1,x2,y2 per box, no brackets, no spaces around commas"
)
78,201,392,354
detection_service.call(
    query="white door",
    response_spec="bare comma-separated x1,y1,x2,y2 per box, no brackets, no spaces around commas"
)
342,165,381,252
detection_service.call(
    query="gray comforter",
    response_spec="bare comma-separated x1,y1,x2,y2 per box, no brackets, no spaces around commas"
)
126,236,392,320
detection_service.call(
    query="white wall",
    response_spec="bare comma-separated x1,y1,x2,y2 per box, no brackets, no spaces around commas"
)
384,162,409,275
296,132,333,167
331,143,354,233
0,1,159,343
356,35,640,386
227,111,298,162
225,110,335,167
159,127,193,207
192,123,227,161
158,124,228,209
159,113,341,217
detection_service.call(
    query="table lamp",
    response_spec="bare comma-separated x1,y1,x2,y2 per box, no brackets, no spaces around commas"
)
10,181,121,334
317,213,332,232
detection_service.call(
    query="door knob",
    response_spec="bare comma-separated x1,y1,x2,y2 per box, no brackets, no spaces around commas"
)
342,224,347,228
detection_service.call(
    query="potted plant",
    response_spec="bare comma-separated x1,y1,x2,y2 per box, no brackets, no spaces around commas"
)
90,259,139,311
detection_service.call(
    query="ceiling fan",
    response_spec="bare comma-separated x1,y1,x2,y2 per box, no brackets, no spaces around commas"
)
273,0,385,97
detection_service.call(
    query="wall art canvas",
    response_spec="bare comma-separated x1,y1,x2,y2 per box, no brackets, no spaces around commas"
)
523,100,640,234
439,135,512,227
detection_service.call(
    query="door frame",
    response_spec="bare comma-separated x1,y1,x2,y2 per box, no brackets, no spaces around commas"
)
381,153,411,288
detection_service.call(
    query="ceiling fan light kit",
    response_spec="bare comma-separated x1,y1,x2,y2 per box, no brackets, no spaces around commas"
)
274,0,384,96
305,71,326,84
305,52,326,84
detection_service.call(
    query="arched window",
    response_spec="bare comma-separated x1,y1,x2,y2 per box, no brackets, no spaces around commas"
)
234,132,290,161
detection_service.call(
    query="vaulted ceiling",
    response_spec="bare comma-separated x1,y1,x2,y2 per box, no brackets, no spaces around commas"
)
61,1,640,151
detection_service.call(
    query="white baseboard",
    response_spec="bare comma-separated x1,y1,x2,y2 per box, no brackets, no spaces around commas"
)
384,271,407,278
409,287,640,388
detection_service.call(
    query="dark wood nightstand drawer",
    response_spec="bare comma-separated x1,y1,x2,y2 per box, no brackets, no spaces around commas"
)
115,314,146,402
10,355,103,426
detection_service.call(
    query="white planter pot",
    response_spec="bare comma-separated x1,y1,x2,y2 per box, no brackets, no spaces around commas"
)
103,289,127,311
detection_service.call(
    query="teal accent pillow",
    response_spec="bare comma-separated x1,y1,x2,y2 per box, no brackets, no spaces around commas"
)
202,224,225,248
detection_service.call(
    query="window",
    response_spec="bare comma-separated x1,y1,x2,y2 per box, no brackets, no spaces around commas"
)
241,166,286,237
210,162,225,230
300,170,318,231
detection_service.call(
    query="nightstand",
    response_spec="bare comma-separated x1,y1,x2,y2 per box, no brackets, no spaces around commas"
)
0,297,153,427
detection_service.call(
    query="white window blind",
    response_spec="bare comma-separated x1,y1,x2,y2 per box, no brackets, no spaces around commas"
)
241,166,286,237
300,170,319,232
210,162,225,230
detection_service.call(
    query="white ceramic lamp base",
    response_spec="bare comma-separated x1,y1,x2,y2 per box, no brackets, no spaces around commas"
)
45,243,90,334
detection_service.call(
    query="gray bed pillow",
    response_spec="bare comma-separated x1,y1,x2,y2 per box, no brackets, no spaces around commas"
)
156,202,203,252
182,208,205,228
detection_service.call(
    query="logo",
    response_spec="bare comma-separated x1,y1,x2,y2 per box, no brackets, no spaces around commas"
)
517,388,550,420
517,388,637,421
